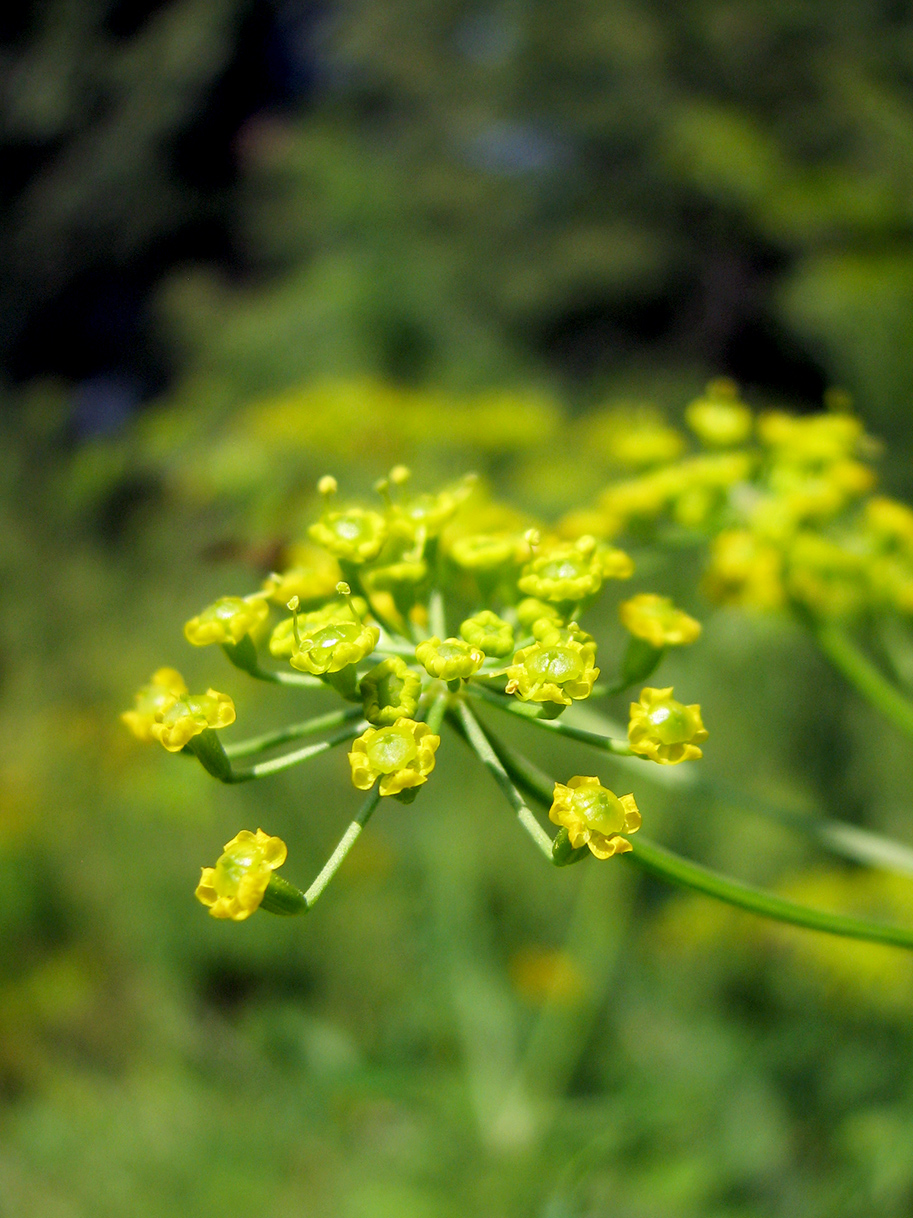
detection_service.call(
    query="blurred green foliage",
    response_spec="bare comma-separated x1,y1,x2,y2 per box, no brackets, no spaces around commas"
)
7,1,913,1215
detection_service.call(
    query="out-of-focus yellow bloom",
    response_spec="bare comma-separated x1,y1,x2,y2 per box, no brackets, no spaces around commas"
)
505,637,599,707
509,946,586,1006
549,776,641,859
449,533,520,572
262,544,342,606
583,407,685,468
348,718,440,796
518,537,606,603
619,594,701,648
360,657,422,726
702,529,785,611
121,668,188,741
786,531,868,619
195,828,287,920
628,687,707,764
758,410,866,466
415,636,484,680
596,543,635,579
388,477,474,543
150,689,236,752
367,558,428,593
459,610,515,658
685,379,752,447
309,507,387,563
184,594,270,647
866,496,913,552
289,617,379,676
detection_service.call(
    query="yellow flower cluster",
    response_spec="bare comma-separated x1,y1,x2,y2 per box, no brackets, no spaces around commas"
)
124,464,712,922
565,381,911,624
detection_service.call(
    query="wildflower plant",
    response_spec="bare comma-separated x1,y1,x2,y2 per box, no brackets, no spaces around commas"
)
124,462,913,951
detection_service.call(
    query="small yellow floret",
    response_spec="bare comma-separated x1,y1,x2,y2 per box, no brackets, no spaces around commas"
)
121,668,188,741
184,594,269,647
619,594,701,648
505,637,599,707
195,828,287,921
628,687,707,764
348,718,440,796
549,776,641,859
150,689,236,752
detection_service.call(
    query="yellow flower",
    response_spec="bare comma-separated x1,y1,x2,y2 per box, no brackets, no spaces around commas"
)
415,636,484,680
549,776,641,859
628,687,707,764
284,592,380,676
121,668,188,741
184,594,269,647
505,637,599,707
619,594,701,648
308,507,387,563
518,537,605,604
150,689,236,752
269,596,369,659
702,529,785,611
685,379,752,447
459,610,515,658
348,718,441,796
195,828,287,921
360,657,422,726
515,597,564,632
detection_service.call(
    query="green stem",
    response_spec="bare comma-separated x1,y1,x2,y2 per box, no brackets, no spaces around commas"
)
302,789,382,907
223,706,363,759
221,637,324,688
429,587,447,639
450,701,554,860
466,682,633,754
232,721,363,782
812,620,913,740
425,688,451,735
625,835,913,950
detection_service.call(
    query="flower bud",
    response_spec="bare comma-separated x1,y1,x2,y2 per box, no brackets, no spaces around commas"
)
549,777,641,859
195,829,290,920
348,718,440,796
628,687,707,764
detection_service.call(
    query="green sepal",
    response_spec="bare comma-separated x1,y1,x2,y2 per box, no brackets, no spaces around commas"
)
392,786,420,805
537,701,567,720
617,636,665,690
324,665,361,702
259,872,309,916
222,634,259,675
188,729,234,782
551,827,590,867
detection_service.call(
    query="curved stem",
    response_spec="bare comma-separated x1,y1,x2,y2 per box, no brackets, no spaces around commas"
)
625,835,913,950
812,620,913,740
302,789,382,907
223,706,363,759
450,701,553,860
466,682,634,754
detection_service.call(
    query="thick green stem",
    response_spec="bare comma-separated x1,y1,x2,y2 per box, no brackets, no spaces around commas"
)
813,620,913,740
450,701,554,860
